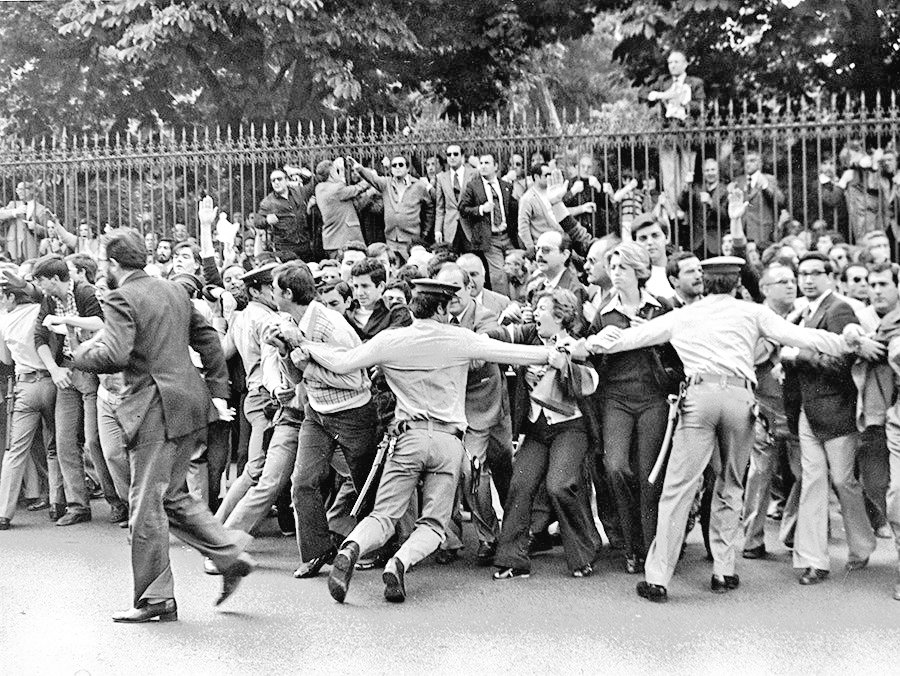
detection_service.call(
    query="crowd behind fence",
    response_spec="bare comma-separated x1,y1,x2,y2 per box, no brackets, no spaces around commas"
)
1,93,899,255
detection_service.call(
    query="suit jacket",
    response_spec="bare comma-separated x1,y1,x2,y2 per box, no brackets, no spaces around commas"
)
73,271,228,442
678,181,729,254
784,292,857,440
0,200,55,262
459,176,518,252
435,166,478,244
451,300,505,430
733,173,786,244
478,288,511,318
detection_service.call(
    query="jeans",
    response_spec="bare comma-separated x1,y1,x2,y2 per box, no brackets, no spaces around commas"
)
56,368,119,512
292,401,379,561
602,394,668,558
216,388,270,521
224,423,300,536
97,394,130,500
0,377,61,519
495,414,598,573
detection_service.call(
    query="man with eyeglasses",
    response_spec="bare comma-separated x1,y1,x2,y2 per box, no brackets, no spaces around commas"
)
257,169,314,261
503,154,529,201
742,263,802,559
435,145,477,250
842,264,872,304
782,252,876,586
350,155,434,262
459,153,519,296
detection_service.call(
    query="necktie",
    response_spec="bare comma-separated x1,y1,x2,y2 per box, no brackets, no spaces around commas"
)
489,183,503,233
453,171,461,199
450,315,460,325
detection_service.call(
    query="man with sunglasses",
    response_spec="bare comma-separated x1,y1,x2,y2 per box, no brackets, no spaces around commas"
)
257,169,314,261
350,155,434,262
435,145,477,250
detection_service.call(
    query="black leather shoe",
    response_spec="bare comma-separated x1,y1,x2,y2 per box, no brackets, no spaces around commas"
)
109,504,129,524
636,581,668,603
0,518,10,530
293,546,337,579
382,557,406,603
216,553,255,606
48,504,65,521
56,510,91,526
328,541,360,604
742,545,767,560
711,574,740,593
435,548,459,565
112,599,178,623
799,567,829,585
476,541,497,566
27,498,50,512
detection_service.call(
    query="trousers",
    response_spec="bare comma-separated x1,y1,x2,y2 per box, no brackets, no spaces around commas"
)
225,423,299,536
495,414,598,573
216,388,270,520
742,419,800,551
0,377,61,519
346,427,462,570
602,394,668,558
857,424,889,529
644,381,756,586
127,396,246,606
792,413,875,571
292,402,379,562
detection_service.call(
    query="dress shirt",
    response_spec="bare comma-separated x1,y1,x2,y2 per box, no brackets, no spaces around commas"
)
589,293,849,385
225,300,274,391
0,303,46,373
482,177,507,234
304,318,549,432
645,266,675,299
801,289,832,326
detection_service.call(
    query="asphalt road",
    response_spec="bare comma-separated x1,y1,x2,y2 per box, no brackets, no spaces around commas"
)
1,502,899,675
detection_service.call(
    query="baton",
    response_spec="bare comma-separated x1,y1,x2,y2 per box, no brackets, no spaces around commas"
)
648,391,681,486
349,435,393,518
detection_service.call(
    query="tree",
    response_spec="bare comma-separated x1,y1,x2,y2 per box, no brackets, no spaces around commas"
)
602,0,900,103
0,0,599,137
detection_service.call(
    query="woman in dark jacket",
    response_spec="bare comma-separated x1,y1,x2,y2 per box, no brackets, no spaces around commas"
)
489,288,601,579
589,241,681,573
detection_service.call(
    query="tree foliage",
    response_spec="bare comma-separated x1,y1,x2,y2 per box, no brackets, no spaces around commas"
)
0,0,598,137
602,0,900,102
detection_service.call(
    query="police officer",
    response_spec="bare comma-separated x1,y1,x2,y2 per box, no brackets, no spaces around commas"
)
297,278,553,604
584,256,876,602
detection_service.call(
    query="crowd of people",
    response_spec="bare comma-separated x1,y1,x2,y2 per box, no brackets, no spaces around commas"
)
1,51,900,622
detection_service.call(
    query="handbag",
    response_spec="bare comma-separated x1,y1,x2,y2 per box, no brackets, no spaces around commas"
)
530,350,598,417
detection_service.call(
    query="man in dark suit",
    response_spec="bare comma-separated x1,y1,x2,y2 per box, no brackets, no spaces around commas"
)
74,215,254,623
647,50,705,201
784,252,876,585
434,144,478,250
432,263,512,565
678,158,729,255
732,151,786,245
459,153,518,296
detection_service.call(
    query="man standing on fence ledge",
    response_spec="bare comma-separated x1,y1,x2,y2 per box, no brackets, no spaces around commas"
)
295,278,552,604
73,222,254,623
646,51,705,202
581,255,876,602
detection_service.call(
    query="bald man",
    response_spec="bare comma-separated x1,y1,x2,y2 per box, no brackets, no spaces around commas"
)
457,253,510,318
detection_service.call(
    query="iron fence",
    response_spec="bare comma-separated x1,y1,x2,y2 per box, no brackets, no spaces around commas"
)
0,93,899,256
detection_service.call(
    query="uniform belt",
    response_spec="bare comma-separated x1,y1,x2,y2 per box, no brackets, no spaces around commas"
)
398,419,464,440
688,372,754,390
16,370,51,383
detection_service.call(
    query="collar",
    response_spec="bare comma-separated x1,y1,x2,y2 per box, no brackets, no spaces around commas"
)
600,288,661,316
474,290,484,305
391,175,413,188
296,300,322,336
805,289,832,319
544,268,566,289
